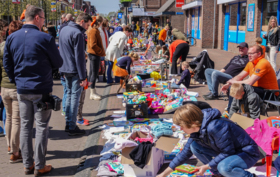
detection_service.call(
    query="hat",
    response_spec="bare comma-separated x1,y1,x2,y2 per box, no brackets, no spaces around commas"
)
237,42,248,48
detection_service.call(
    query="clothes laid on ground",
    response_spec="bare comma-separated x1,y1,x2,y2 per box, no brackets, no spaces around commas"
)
99,153,119,162
246,118,279,156
229,84,264,119
223,55,249,77
97,160,118,176
177,69,191,88
129,141,154,169
100,139,117,156
115,56,132,74
106,162,124,174
169,108,260,173
243,57,279,92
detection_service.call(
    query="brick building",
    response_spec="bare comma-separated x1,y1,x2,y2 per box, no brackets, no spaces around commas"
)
182,0,279,54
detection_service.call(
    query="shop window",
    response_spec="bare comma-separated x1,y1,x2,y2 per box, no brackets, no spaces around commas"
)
191,7,200,39
261,0,279,45
228,2,246,44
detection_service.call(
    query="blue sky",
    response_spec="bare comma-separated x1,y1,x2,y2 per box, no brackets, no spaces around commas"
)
90,0,120,14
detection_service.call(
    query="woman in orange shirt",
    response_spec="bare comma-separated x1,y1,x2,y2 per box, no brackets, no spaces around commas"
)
169,40,189,74
158,25,169,46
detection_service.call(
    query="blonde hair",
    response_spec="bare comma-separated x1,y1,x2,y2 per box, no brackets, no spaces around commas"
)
156,45,162,54
267,16,279,34
165,25,170,29
129,52,139,61
230,83,244,97
173,104,203,128
181,61,189,68
255,37,263,44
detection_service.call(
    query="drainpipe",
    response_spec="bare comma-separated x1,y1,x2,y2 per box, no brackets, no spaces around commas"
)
212,0,217,48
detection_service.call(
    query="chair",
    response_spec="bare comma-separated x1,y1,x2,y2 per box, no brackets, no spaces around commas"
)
262,117,280,177
263,69,280,116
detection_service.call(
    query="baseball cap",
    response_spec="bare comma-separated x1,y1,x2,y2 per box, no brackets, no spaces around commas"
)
237,42,248,48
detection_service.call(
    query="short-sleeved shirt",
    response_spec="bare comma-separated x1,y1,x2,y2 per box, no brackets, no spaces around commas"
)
223,55,249,77
243,57,279,91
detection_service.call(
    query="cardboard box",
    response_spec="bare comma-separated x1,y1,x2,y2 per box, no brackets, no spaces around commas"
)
230,113,268,130
121,136,180,177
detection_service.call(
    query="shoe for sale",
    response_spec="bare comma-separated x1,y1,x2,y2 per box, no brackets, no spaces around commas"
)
65,125,69,132
204,93,219,100
9,152,23,163
61,111,65,116
68,126,86,136
24,164,34,175
34,165,52,177
76,119,89,126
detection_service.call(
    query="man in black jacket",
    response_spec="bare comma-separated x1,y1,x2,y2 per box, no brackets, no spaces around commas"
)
59,13,92,136
203,42,249,100
4,5,63,175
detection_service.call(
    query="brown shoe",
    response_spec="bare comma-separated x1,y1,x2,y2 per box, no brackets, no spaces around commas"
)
34,165,52,177
24,164,35,175
9,152,23,163
7,146,12,154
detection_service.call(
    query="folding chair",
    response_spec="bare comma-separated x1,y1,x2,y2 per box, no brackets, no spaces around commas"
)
263,69,280,116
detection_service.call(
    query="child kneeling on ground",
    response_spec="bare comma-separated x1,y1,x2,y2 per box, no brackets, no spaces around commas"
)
229,83,264,119
171,61,191,88
157,104,259,177
113,52,139,88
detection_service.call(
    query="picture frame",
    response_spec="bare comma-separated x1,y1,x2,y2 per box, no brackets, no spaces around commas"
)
247,3,255,32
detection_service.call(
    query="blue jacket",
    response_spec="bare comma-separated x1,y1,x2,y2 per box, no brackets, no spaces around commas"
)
169,108,260,171
59,21,87,81
3,24,63,94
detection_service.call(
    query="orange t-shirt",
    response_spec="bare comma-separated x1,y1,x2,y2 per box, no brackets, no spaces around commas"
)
243,57,279,92
158,29,167,41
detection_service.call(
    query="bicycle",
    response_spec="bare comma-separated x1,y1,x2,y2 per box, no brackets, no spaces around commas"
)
185,33,196,46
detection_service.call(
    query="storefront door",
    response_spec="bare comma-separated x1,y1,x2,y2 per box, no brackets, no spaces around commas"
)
224,12,230,51
191,14,195,45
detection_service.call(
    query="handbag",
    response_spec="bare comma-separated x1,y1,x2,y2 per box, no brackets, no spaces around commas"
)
266,45,270,53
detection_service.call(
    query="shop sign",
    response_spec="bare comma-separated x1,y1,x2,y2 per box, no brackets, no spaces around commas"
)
133,8,145,16
128,7,133,12
247,3,255,32
176,12,184,15
175,0,184,8
118,13,123,19
145,12,156,16
12,0,20,4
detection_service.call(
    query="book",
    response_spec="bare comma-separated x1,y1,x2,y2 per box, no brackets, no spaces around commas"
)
175,164,199,174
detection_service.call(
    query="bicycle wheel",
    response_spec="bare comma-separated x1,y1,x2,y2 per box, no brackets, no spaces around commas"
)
187,37,196,46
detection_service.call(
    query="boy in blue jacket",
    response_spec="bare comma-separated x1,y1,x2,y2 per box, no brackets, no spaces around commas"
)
157,104,259,177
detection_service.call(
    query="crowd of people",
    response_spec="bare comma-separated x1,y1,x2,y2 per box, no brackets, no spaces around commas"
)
1,3,280,177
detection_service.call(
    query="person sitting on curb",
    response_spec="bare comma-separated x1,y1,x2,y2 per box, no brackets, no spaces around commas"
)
203,42,249,100
157,104,259,177
221,45,279,113
228,83,264,119
172,61,191,89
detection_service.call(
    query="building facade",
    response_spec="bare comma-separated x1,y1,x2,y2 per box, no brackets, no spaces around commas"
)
182,0,278,54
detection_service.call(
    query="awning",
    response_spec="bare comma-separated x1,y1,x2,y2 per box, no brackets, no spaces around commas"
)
153,11,176,17
154,0,175,16
217,0,241,4
182,0,202,10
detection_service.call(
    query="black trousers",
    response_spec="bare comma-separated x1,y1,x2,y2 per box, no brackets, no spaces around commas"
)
171,43,190,74
158,40,165,47
88,53,101,89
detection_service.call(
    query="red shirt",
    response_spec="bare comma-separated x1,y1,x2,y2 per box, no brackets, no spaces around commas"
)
169,40,187,62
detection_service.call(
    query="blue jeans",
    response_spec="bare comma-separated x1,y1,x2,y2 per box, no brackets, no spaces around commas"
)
205,68,232,96
61,79,67,112
190,141,255,177
106,61,114,83
65,75,83,130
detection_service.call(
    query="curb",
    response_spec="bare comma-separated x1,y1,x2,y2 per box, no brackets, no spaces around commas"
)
74,85,111,177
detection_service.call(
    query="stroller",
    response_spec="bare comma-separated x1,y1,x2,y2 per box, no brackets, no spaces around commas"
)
189,50,214,83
